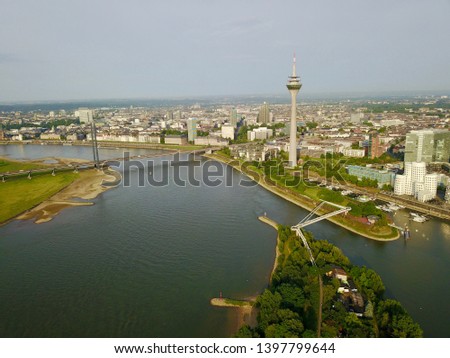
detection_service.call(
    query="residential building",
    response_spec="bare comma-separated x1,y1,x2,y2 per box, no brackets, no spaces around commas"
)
165,135,187,145
194,136,228,146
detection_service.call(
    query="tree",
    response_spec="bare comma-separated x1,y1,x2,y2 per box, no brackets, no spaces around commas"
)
234,325,259,338
257,290,282,330
376,299,423,338
276,283,305,312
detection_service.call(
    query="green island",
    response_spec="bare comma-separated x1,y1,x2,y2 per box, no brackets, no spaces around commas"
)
234,225,422,338
205,151,399,241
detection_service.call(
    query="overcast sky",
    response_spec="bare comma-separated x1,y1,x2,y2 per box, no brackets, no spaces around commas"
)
1,0,449,102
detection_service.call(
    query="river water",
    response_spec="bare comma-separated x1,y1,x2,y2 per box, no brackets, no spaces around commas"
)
0,144,449,337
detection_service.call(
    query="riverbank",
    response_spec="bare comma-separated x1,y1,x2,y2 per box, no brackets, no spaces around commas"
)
204,153,400,241
16,169,117,224
258,216,281,281
210,298,258,333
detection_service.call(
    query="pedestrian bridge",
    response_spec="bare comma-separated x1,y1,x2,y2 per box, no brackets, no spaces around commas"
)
291,201,351,266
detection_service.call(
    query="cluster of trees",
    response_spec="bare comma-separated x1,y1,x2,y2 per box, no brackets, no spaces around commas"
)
161,129,187,136
4,118,80,130
235,226,422,338
347,201,381,217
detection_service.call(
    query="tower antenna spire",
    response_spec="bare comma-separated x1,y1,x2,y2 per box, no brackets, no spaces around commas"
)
293,52,297,77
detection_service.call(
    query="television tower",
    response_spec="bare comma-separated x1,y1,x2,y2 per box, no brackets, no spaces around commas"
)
287,54,302,167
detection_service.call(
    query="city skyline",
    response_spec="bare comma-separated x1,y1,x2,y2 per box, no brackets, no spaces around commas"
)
1,0,450,102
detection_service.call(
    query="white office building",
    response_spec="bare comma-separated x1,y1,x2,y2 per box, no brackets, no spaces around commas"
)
394,174,407,195
394,162,438,202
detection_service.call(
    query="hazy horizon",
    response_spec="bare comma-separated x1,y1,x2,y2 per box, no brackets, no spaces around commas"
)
1,0,450,102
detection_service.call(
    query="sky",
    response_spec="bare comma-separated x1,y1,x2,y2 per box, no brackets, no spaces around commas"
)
1,0,450,102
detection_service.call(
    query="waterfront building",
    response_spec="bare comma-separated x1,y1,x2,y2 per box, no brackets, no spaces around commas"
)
138,134,161,143
78,108,93,124
394,174,407,195
394,162,439,202
287,54,302,167
187,118,197,142
404,162,413,195
165,134,188,145
405,129,450,163
221,124,235,140
194,136,228,146
347,165,394,187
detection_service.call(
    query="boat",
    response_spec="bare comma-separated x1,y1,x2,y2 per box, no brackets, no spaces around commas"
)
357,195,371,203
388,204,401,211
410,212,428,223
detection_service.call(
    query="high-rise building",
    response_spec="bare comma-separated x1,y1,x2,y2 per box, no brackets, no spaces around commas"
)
187,118,197,142
405,129,450,163
286,54,302,167
230,108,238,128
369,134,385,159
78,108,93,124
257,102,270,124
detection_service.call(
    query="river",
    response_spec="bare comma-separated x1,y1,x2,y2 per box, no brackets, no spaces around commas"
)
0,144,449,337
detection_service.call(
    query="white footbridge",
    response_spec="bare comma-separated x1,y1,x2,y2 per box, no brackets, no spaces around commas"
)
291,201,351,266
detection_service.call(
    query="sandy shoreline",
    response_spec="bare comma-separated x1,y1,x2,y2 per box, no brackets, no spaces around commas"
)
204,153,400,242
210,298,258,333
258,216,281,281
17,169,117,224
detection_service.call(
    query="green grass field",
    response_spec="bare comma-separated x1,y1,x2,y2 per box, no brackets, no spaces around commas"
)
0,159,46,174
0,172,79,224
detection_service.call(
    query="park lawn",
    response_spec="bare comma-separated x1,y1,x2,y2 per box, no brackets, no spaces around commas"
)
0,172,79,223
0,159,46,174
